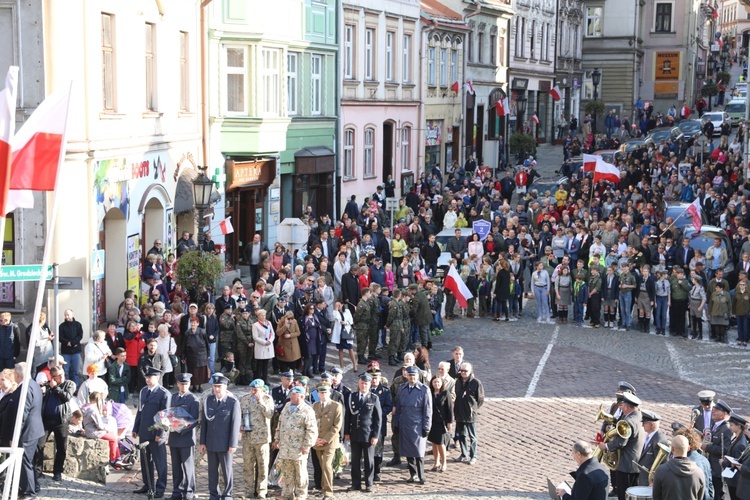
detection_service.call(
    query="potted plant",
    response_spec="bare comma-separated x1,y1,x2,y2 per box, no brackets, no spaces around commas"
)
174,249,225,300
509,132,537,161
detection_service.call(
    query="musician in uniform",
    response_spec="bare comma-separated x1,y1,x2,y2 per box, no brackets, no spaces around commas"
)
240,379,274,500
312,384,343,500
693,390,716,437
700,399,733,500
601,381,636,498
344,372,382,493
168,372,200,500
637,410,669,486
597,392,645,500
200,373,242,500
133,367,171,497
730,422,750,499
722,414,748,500
273,385,318,500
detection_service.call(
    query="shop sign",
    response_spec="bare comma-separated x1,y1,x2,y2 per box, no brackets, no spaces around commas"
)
654,51,680,81
228,160,275,190
127,234,141,296
0,265,53,283
425,120,442,147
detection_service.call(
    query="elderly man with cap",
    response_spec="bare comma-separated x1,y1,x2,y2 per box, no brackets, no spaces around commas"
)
345,372,382,492
597,391,646,500
133,367,171,497
234,305,255,386
652,435,706,500
722,413,748,500
168,372,200,500
273,384,317,500
701,399,733,500
312,383,343,500
200,373,241,500
240,379,275,499
394,365,432,484
637,410,669,486
693,390,716,437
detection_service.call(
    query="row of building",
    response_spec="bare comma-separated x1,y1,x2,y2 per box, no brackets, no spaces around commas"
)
0,0,745,330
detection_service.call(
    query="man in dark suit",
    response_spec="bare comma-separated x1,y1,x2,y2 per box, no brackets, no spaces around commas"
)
133,367,171,497
700,399,733,500
557,440,608,500
692,390,715,438
7,362,45,498
637,410,669,486
344,373,382,493
597,392,646,500
447,346,465,379
168,373,200,500
446,229,468,261
200,373,241,500
340,266,362,313
676,237,695,272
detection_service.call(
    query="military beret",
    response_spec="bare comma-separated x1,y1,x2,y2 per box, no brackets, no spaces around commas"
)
359,373,372,382
367,361,380,371
297,377,309,386
290,386,305,395
729,414,748,427
280,370,294,379
210,373,230,385
621,392,641,407
175,373,192,383
249,379,265,388
714,399,732,414
641,410,661,422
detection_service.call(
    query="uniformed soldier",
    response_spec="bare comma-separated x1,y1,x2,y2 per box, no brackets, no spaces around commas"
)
312,384,343,500
588,266,603,328
218,304,236,361
386,290,406,366
234,306,255,386
200,373,241,500
168,372,200,500
330,367,351,401
273,385,318,500
269,370,294,470
700,399,733,500
133,367,171,498
369,366,392,481
344,373,382,493
367,283,382,361
240,379,274,499
354,288,373,366
400,290,414,355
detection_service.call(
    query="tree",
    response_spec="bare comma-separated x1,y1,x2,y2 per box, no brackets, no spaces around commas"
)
716,71,731,86
701,82,718,99
585,100,605,118
174,250,225,297
509,132,536,160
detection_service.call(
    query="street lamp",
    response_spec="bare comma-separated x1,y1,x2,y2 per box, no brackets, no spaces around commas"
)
707,56,715,111
516,93,527,132
193,170,214,250
591,68,601,134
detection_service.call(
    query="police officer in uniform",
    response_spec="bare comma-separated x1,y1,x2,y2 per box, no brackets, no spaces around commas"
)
240,379,274,499
133,367,171,497
200,373,241,500
168,372,200,500
344,372,382,492
312,384,343,500
700,399,733,500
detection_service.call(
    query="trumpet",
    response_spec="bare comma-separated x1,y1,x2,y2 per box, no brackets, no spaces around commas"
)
593,420,632,470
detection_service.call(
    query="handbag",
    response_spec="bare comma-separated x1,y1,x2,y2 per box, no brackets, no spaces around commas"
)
169,354,179,368
275,344,285,358
338,312,354,341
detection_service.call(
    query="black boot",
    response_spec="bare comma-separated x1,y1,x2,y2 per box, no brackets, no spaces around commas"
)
374,456,382,481
386,454,401,466
697,319,703,340
388,355,399,366
397,352,405,361
358,354,368,365
645,318,651,334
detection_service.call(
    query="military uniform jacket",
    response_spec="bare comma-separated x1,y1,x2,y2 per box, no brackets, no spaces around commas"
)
235,317,254,346
353,298,371,329
638,429,669,485
344,391,382,443
239,392,274,445
722,434,748,487
386,300,406,332
276,401,318,460
372,384,392,437
219,313,236,335
368,295,380,328
312,400,343,451
607,410,646,474
134,384,171,441
168,391,200,447
200,392,241,452
705,419,733,476
588,274,602,294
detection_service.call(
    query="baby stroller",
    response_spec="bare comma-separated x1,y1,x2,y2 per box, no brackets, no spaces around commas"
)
114,436,139,470
109,401,138,471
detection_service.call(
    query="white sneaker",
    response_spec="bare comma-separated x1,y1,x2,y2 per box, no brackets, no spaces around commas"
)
537,317,542,323
546,318,555,324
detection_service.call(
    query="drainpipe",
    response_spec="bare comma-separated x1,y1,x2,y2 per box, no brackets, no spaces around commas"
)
417,19,438,180
200,0,214,166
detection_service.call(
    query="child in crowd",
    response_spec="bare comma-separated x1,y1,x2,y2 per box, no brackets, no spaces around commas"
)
222,351,239,384
384,263,395,292
68,410,84,435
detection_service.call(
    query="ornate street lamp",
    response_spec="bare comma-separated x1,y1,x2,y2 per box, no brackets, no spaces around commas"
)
193,170,214,249
516,93,527,132
707,56,716,111
592,68,601,133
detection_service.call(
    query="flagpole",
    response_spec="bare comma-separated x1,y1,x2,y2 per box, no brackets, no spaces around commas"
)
659,202,695,237
9,83,72,481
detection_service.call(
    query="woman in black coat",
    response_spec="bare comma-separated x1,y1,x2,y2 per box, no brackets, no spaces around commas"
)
180,317,210,391
428,375,454,473
493,260,511,321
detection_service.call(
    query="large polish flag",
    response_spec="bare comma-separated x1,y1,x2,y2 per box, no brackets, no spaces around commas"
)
6,85,71,214
686,198,703,233
593,157,621,185
443,264,474,309
0,67,19,217
583,153,601,173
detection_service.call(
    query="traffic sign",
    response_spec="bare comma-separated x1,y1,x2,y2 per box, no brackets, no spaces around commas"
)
0,265,53,282
473,220,491,240
385,197,399,211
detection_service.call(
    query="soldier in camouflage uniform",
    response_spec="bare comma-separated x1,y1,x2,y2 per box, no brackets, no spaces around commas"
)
367,283,382,361
218,304,236,362
386,290,406,366
354,288,372,366
399,291,412,356
235,307,255,386
240,379,275,499
272,385,318,500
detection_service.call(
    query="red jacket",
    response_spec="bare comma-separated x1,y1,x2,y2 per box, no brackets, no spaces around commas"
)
515,172,528,189
124,331,145,367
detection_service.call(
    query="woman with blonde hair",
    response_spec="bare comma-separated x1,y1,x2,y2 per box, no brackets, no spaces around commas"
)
29,309,54,376
83,329,112,380
252,309,275,384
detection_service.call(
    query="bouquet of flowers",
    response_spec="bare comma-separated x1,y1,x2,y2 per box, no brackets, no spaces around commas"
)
149,406,198,433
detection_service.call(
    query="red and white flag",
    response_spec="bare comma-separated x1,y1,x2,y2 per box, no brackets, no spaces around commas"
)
443,264,474,309
593,157,620,185
583,153,601,173
495,97,509,117
219,216,234,235
5,85,71,214
464,78,475,95
0,67,19,217
530,113,539,124
451,81,460,93
549,85,561,102
415,268,429,282
686,198,703,233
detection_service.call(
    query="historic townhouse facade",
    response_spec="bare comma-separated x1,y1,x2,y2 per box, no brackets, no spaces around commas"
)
555,0,584,140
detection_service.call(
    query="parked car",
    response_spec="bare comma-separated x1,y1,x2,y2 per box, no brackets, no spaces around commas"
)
677,119,703,142
664,202,710,235
683,225,735,285
644,126,681,145
619,139,647,153
724,99,745,127
700,111,729,136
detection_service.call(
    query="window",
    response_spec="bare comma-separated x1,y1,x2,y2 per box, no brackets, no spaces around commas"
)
386,32,394,81
364,128,374,177
311,54,322,115
654,2,673,32
145,23,156,111
439,48,447,86
542,24,548,61
515,17,525,57
261,48,280,116
450,49,458,85
402,34,411,83
490,34,497,66
344,25,354,79
287,52,298,115
101,13,116,111
477,32,484,63
530,21,536,59
586,7,603,37
344,129,354,178
467,32,473,62
225,46,246,113
365,28,374,80
427,47,436,86
179,31,189,111
401,126,411,171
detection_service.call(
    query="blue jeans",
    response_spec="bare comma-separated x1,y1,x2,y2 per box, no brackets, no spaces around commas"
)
432,311,444,331
424,264,437,277
509,296,519,315
619,292,633,329
534,286,550,320
456,421,478,460
62,353,81,387
573,301,585,324
654,296,668,331
207,342,217,375
738,314,749,343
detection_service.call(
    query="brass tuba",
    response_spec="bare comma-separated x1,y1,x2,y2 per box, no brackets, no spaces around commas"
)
594,403,615,424
592,420,632,470
648,443,671,484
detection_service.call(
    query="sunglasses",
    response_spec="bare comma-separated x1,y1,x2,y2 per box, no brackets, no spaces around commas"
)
459,369,469,373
